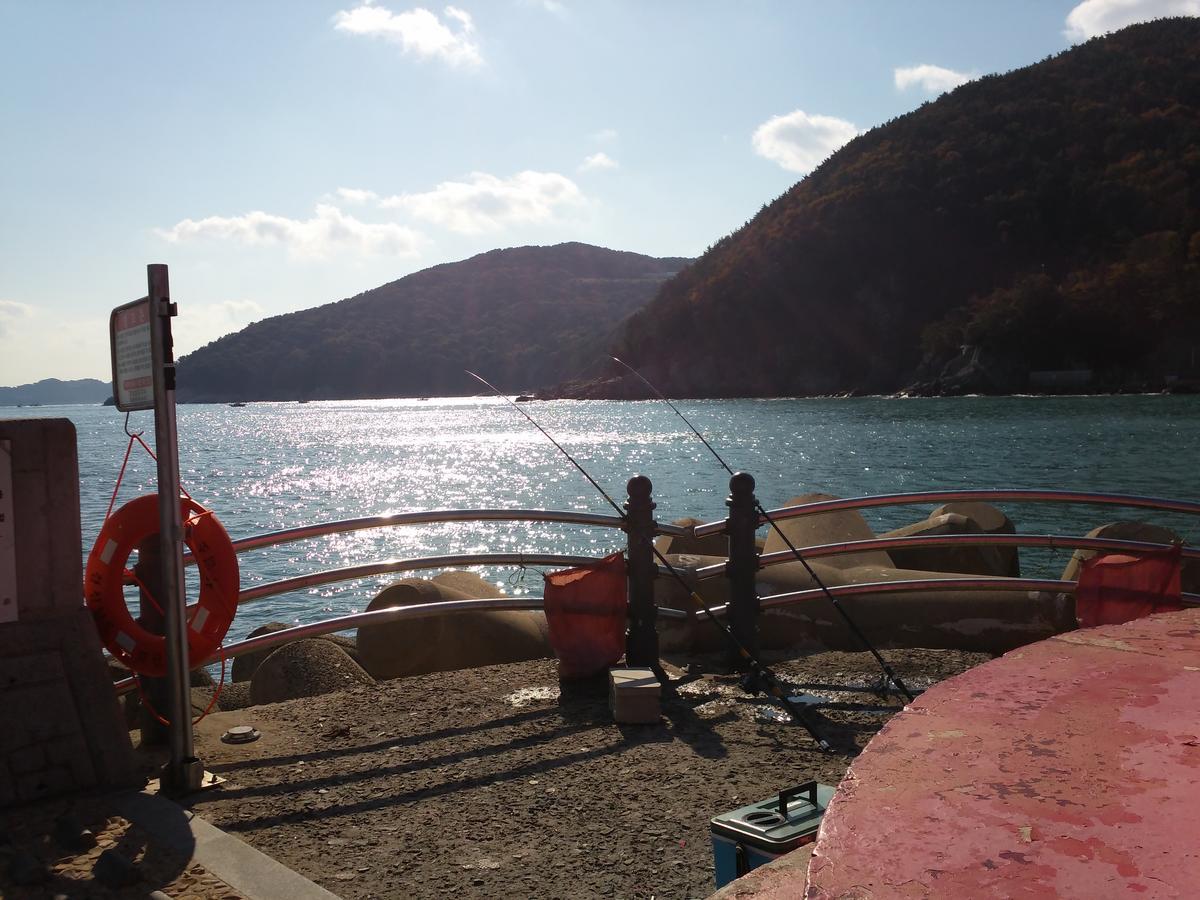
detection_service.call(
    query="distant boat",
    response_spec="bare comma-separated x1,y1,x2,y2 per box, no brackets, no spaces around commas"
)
515,395,536,403
229,402,247,408
298,399,310,404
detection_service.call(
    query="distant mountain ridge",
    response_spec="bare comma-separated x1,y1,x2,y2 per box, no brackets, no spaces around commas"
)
0,378,111,407
573,19,1200,398
177,242,690,402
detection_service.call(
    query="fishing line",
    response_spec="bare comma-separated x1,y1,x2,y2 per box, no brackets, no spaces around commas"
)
466,370,834,752
610,355,915,703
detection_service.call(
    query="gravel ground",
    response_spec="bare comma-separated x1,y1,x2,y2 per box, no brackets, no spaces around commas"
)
166,647,988,900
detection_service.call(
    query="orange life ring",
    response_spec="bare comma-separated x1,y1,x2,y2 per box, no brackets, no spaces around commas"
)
85,495,238,677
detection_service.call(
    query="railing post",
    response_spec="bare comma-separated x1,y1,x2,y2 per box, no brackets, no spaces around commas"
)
726,472,760,666
624,475,659,667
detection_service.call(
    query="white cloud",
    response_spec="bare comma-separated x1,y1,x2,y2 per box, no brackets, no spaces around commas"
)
752,109,859,174
157,204,425,259
379,171,584,234
0,310,109,385
894,63,971,94
580,152,618,172
0,300,33,338
1065,0,1199,40
176,299,266,357
333,3,483,67
336,187,380,205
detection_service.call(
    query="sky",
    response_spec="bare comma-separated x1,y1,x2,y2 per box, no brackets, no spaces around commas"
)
1,0,1196,386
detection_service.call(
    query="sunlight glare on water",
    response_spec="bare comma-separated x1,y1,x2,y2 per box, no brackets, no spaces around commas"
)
12,394,1200,641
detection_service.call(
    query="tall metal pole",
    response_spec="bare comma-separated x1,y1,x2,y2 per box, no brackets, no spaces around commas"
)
148,263,203,794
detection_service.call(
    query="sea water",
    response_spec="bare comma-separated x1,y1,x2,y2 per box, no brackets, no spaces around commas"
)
8,395,1199,642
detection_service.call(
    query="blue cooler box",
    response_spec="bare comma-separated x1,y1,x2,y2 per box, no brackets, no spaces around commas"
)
710,781,835,888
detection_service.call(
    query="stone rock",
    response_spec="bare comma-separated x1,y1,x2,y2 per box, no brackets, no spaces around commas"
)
230,622,292,683
881,504,1019,578
652,492,1073,655
357,578,551,681
431,570,503,599
231,622,361,683
762,494,894,571
249,639,375,706
214,680,253,711
932,501,1020,576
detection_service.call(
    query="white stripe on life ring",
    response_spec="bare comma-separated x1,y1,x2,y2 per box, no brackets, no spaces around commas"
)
192,606,210,632
99,538,119,566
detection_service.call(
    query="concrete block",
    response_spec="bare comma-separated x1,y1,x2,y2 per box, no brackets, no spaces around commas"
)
0,761,14,806
8,743,45,775
0,418,81,617
610,667,661,724
0,651,65,689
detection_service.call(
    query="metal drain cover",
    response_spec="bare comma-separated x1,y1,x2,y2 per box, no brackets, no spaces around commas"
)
221,725,261,744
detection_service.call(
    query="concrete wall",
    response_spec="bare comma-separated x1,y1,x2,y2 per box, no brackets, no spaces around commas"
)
0,418,136,806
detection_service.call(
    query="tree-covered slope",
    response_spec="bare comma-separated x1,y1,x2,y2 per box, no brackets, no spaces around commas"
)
0,378,111,406
601,19,1200,397
176,243,689,402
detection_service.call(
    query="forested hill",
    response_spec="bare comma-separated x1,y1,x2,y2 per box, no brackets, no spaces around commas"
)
0,378,110,406
588,19,1200,398
176,243,689,402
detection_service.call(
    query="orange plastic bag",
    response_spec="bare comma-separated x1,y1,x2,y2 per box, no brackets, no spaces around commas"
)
1076,546,1182,628
543,551,628,679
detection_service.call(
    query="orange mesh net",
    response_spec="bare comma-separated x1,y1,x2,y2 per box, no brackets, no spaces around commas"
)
543,551,628,679
1076,546,1182,628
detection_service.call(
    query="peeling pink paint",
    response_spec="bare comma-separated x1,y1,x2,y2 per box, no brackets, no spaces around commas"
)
805,609,1200,898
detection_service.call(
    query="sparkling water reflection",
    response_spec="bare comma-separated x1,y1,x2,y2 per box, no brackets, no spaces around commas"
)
10,395,1199,641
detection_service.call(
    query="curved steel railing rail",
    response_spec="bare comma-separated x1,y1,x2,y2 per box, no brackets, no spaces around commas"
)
689,534,1200,580
196,508,685,562
237,552,610,605
692,490,1200,538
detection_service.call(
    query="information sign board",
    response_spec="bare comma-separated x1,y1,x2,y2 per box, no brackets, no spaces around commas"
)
0,439,16,622
110,297,154,411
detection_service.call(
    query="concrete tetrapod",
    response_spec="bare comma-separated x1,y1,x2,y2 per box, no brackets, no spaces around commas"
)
356,573,553,680
654,494,1073,656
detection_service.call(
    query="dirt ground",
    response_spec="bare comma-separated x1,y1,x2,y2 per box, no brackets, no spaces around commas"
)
160,647,989,900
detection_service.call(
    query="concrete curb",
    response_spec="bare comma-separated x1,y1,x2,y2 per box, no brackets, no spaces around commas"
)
114,788,340,900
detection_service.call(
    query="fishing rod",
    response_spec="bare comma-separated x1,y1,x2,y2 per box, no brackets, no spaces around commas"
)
466,370,835,752
610,355,915,703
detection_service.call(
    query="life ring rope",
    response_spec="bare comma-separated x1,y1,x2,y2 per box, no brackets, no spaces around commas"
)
86,493,239,677
87,426,239,704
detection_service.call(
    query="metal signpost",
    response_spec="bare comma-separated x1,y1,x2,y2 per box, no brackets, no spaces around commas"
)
110,264,203,794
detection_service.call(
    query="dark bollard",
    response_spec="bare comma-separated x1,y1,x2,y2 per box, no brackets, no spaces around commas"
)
726,472,760,668
135,537,169,745
624,475,659,667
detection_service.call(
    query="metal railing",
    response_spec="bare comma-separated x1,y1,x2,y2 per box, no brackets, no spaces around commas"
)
692,489,1200,538
111,482,1198,697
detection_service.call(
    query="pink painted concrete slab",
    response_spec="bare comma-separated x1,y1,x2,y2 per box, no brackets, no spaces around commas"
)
806,608,1200,898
